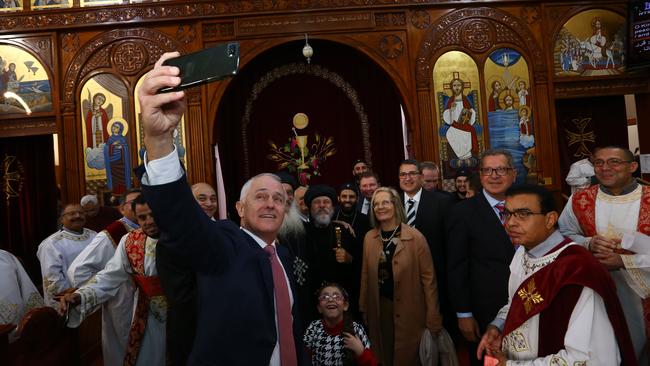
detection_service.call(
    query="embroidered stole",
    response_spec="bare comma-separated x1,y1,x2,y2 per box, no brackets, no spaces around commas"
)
104,220,130,248
123,230,163,366
503,243,637,365
572,184,650,360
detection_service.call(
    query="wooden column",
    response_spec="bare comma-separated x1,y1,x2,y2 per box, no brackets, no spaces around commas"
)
636,93,650,181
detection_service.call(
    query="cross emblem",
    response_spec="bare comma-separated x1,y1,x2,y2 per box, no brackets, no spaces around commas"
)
517,278,544,314
565,117,595,158
443,72,471,94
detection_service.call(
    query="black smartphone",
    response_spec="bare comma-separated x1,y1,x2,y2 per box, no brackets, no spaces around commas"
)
158,42,240,93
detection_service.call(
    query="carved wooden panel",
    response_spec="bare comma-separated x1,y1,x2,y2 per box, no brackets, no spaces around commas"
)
235,12,374,36
416,7,545,89
202,22,235,41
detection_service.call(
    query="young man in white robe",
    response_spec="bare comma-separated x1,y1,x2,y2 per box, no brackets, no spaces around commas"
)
37,203,97,307
478,184,637,365
60,195,166,366
0,249,44,342
66,189,141,366
558,146,649,365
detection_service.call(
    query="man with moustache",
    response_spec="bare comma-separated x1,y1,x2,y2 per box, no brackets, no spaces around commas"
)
278,175,312,332
67,189,141,366
559,146,649,365
477,184,636,365
447,149,517,366
37,203,97,307
334,182,370,240
305,184,362,318
60,195,167,366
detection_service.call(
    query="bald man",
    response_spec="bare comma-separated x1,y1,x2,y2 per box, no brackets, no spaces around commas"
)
191,182,218,219
159,182,218,365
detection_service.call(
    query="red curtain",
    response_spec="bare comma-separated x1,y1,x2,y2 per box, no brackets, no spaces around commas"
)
217,40,404,217
556,95,628,195
0,134,58,282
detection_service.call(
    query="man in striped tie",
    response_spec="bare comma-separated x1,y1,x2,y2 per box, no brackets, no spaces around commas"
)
398,159,455,339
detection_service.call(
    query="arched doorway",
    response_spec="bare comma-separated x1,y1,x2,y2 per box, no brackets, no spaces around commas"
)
216,39,405,215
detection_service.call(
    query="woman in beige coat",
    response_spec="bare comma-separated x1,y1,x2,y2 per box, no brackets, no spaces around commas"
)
359,187,442,366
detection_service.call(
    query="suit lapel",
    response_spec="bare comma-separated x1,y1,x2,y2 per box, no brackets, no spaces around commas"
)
476,193,511,246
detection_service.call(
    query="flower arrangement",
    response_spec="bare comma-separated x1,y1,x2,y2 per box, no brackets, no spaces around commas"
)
268,133,336,185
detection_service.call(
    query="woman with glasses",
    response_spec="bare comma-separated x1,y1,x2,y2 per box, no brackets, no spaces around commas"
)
359,187,442,366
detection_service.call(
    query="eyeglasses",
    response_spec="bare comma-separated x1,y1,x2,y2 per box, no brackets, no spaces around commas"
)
501,209,546,220
479,167,513,176
62,211,84,216
318,293,345,303
592,158,633,168
372,200,394,209
398,171,420,179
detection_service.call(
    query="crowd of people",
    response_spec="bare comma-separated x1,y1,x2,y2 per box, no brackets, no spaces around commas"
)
1,52,648,366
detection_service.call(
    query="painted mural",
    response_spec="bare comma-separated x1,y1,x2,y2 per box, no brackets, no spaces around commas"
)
554,9,626,77
134,75,187,167
433,51,483,186
81,75,132,197
485,48,536,185
31,0,71,8
0,0,21,11
0,45,52,114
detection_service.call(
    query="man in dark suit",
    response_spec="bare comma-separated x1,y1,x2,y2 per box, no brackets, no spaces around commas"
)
398,159,454,336
447,149,517,365
137,52,306,365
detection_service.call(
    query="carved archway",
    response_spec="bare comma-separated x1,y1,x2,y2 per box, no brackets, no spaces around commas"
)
415,7,546,89
62,28,184,106
240,62,371,178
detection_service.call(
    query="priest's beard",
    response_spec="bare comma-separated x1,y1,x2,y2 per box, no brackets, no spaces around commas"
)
279,201,306,238
312,208,334,228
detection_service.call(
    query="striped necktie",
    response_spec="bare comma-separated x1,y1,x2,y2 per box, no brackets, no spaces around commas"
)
495,202,505,224
406,198,416,226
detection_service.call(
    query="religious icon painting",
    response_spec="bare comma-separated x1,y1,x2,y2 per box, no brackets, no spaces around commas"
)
484,48,536,185
0,44,52,115
0,0,22,12
80,74,133,197
31,0,71,9
432,51,483,184
134,74,188,169
79,0,121,6
554,9,626,77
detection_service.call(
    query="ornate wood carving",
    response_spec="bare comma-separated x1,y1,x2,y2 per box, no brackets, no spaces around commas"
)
520,6,541,25
416,7,545,89
235,12,373,36
554,78,650,99
111,41,149,76
375,12,406,27
63,28,179,103
379,35,404,59
61,33,79,53
411,10,431,29
203,22,235,41
2,35,54,71
0,118,56,137
176,24,196,44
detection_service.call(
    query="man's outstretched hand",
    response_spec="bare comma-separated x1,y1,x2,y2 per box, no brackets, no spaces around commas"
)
138,52,187,161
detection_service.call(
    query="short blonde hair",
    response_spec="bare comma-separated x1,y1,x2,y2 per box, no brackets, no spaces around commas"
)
368,187,406,228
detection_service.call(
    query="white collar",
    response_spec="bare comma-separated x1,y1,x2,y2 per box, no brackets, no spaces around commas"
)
240,227,277,249
404,188,423,203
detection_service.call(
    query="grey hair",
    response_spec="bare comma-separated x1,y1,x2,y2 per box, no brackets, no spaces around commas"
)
239,173,284,201
480,148,514,168
420,161,439,173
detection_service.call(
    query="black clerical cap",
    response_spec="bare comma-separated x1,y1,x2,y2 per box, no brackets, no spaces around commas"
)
338,182,356,195
456,168,471,178
275,171,298,190
304,184,336,207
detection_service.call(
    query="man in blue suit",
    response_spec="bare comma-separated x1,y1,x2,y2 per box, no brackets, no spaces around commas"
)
138,52,306,366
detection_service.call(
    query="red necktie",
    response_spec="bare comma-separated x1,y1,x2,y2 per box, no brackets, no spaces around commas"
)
264,245,297,366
